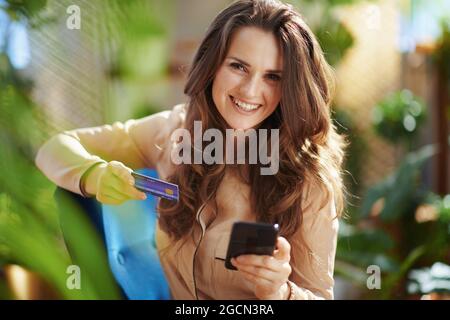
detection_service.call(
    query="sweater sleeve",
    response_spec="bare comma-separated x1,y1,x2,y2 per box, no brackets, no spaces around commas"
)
287,179,339,300
35,104,186,195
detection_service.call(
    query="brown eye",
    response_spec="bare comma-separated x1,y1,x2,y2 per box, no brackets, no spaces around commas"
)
230,62,246,72
267,74,281,82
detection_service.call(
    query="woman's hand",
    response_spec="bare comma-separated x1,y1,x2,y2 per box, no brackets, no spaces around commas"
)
231,236,292,300
85,161,147,205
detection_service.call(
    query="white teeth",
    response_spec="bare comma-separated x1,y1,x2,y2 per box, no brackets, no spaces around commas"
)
232,97,260,111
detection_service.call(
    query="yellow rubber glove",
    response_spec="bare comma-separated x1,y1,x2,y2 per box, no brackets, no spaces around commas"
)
84,161,147,205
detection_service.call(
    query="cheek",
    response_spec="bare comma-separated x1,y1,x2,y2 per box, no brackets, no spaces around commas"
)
212,70,224,104
214,68,240,95
266,86,282,110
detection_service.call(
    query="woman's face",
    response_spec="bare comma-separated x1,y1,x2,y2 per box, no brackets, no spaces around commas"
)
212,27,283,130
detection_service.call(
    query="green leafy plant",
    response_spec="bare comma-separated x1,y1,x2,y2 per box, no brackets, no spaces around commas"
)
359,144,436,222
337,222,397,271
0,54,122,299
0,2,122,299
353,83,448,298
289,0,358,66
372,90,427,148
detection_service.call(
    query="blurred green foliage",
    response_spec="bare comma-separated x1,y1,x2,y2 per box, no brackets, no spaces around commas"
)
372,90,427,147
359,144,435,222
337,221,398,272
0,1,123,299
2,0,56,28
328,13,449,297
99,0,173,122
336,139,449,298
103,0,172,81
339,86,448,299
289,0,359,66
0,0,174,300
0,52,122,299
3,0,47,20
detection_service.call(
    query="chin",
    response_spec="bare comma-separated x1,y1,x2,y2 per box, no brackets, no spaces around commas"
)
226,118,258,130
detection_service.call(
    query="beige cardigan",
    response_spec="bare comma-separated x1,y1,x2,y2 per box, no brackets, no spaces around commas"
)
35,103,339,300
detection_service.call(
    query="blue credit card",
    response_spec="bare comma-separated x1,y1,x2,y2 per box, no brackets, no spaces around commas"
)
131,171,179,202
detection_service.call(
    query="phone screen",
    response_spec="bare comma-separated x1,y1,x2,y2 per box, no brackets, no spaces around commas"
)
225,221,279,270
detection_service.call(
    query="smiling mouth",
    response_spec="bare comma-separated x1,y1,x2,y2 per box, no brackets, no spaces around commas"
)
229,95,262,112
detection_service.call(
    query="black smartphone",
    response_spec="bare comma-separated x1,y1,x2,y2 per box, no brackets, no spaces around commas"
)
225,221,279,270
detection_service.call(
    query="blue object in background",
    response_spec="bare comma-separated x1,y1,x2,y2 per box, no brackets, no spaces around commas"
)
101,169,171,300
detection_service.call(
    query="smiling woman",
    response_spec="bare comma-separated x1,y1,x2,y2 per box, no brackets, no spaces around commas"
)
156,0,346,300
213,27,283,129
35,0,346,300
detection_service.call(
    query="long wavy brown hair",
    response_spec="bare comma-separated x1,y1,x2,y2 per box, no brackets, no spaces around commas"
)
158,0,346,241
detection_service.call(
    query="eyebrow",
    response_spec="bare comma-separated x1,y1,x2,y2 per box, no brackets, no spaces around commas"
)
228,56,283,74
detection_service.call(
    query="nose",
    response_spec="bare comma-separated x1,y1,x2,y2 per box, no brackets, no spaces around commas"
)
239,75,261,100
